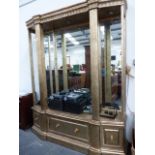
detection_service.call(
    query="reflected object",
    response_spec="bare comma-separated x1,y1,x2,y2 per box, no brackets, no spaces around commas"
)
100,107,117,118
73,64,80,73
111,55,116,60
83,105,92,113
100,102,119,118
48,88,91,114
104,102,120,110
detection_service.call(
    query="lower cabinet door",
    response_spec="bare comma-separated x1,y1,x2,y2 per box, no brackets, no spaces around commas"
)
104,129,120,145
101,125,124,148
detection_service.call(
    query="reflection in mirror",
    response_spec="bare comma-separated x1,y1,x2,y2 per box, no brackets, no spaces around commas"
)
110,21,121,107
65,28,90,90
44,34,54,97
44,33,65,96
64,27,92,114
100,20,122,117
45,27,92,114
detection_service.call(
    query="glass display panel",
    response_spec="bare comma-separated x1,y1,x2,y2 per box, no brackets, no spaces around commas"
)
65,28,90,90
100,20,122,116
44,34,53,97
32,33,40,104
110,21,122,107
46,27,92,114
44,33,64,96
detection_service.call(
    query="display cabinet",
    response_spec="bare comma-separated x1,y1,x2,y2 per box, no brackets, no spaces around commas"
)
26,0,127,154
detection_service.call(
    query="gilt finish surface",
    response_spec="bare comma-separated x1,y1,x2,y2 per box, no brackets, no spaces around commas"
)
27,0,126,155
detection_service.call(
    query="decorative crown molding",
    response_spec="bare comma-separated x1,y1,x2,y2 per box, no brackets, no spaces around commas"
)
26,0,125,29
33,15,41,25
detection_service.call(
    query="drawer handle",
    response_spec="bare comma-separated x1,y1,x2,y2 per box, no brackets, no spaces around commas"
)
110,135,114,141
74,128,79,134
56,123,60,128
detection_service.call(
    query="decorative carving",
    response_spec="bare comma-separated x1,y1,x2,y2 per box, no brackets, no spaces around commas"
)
88,3,98,10
33,15,41,25
26,0,125,29
56,123,61,128
41,7,88,24
74,128,80,134
98,0,123,8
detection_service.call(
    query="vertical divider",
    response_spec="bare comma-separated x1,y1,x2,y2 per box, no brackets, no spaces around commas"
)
48,34,54,95
62,33,68,90
35,24,48,110
89,8,100,121
104,24,112,103
53,32,59,92
98,26,103,112
121,4,126,120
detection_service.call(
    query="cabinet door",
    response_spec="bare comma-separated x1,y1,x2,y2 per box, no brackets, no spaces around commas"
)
101,125,124,149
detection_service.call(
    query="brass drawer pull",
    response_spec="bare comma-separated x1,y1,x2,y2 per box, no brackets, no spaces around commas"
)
74,128,79,134
56,123,60,128
110,134,114,141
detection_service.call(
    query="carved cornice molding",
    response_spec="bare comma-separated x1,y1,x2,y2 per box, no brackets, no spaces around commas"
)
26,0,125,29
41,3,88,24
87,0,98,10
33,15,41,25
98,0,124,8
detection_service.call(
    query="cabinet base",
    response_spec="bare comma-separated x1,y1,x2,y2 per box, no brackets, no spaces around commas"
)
32,106,126,155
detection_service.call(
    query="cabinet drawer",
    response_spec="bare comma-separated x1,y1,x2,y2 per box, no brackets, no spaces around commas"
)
48,118,89,141
33,112,41,128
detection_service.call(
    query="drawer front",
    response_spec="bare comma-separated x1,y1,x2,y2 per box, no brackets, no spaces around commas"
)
102,126,124,147
33,112,41,128
48,117,89,141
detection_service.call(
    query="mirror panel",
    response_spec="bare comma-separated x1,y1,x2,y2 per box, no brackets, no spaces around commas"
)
110,21,122,107
100,19,122,116
44,26,92,114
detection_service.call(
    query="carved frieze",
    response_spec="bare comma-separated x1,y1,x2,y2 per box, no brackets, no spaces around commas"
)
41,6,88,24
26,0,125,30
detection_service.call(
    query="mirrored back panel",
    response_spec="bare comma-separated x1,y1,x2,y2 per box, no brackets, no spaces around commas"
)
44,26,92,114
100,19,122,116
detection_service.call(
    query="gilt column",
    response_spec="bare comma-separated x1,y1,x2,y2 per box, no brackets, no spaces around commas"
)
121,4,126,121
89,8,100,121
62,33,68,90
35,21,48,110
89,6,101,155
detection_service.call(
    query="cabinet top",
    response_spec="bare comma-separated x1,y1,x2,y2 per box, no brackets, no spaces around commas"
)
26,0,126,32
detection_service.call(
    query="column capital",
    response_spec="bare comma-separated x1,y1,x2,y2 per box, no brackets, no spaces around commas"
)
33,15,41,25
87,0,99,10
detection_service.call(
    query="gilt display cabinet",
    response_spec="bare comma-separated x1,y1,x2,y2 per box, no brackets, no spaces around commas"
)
26,0,127,154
